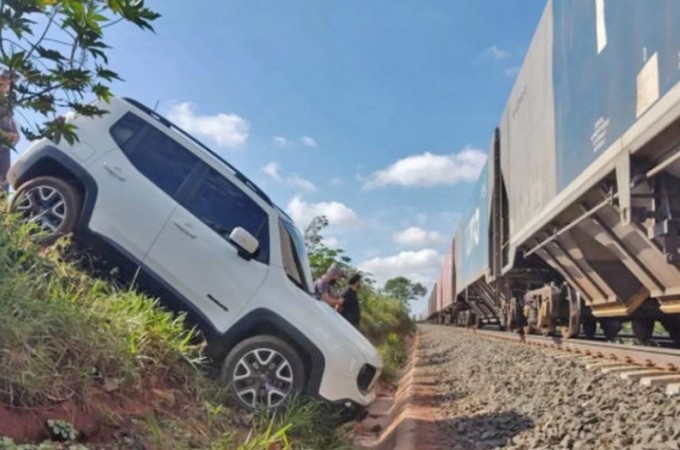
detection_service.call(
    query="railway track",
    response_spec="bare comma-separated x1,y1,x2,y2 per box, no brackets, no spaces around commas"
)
466,327,680,395
358,325,680,449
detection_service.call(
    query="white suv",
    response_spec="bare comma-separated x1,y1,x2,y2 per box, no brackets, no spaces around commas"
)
7,96,382,416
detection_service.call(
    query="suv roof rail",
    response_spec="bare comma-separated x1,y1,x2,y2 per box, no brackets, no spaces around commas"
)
275,205,295,223
122,97,273,207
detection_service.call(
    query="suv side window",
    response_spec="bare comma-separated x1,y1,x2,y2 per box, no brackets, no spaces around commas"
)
184,167,270,264
110,113,199,197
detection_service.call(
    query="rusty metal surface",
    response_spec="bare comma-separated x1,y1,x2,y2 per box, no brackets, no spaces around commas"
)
466,328,680,372
439,239,455,310
500,0,557,245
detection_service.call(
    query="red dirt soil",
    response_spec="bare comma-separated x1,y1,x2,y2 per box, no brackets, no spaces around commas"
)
0,383,179,445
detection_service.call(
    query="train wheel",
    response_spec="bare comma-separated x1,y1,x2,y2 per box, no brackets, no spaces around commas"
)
537,298,552,336
631,318,654,344
601,319,623,341
560,287,582,339
582,320,597,339
475,316,484,329
660,315,680,346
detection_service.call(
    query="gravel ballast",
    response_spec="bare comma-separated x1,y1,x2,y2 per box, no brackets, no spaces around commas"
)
418,324,680,450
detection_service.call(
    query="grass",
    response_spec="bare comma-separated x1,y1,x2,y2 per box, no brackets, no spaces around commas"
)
360,292,415,383
0,215,203,407
0,205,355,449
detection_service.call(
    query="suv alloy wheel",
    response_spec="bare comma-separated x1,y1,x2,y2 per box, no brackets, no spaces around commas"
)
221,335,305,410
10,176,82,245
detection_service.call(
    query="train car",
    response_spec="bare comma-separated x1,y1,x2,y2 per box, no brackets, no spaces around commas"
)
434,238,456,324
438,0,680,344
426,282,438,322
452,156,507,328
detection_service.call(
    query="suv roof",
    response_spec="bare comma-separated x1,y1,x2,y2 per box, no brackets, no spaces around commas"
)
121,97,294,223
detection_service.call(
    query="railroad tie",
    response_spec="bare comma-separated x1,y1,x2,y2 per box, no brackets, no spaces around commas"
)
639,374,680,387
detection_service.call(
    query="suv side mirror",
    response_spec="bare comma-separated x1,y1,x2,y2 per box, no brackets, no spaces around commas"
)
229,227,259,259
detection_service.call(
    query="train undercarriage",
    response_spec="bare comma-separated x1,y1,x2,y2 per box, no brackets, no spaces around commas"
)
430,120,680,347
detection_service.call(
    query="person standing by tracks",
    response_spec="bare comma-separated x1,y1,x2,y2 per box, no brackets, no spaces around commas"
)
339,273,362,329
314,262,345,309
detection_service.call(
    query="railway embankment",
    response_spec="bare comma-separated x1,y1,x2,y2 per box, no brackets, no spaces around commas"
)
357,324,680,450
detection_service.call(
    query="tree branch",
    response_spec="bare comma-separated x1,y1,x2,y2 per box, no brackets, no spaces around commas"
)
16,81,64,105
0,0,8,61
42,37,73,47
24,7,59,64
101,17,124,29
3,38,28,53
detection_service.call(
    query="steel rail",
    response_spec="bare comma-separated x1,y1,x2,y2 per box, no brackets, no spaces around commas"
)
465,328,680,371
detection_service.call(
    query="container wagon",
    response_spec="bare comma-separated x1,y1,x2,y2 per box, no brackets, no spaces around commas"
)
431,0,680,345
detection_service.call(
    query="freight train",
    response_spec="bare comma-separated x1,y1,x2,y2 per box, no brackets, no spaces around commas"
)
426,0,680,346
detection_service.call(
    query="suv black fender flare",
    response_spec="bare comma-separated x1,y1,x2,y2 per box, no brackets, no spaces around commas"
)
11,146,98,232
209,308,326,396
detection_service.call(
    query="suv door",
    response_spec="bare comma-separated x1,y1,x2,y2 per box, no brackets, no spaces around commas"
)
143,165,270,333
86,113,200,261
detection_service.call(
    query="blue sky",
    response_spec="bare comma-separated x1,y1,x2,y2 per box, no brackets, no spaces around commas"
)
16,1,547,316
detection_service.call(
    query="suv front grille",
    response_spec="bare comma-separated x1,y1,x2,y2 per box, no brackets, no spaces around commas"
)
357,364,377,393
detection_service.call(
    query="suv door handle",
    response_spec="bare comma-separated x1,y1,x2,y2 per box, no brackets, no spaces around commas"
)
173,221,197,238
103,163,126,181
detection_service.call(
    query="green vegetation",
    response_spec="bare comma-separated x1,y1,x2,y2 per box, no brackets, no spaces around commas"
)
0,206,415,449
0,207,347,449
304,215,416,384
360,292,414,383
383,276,427,307
0,212,203,408
0,0,160,146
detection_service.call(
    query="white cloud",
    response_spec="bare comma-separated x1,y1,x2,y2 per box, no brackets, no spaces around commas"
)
288,174,317,191
286,195,361,230
364,147,487,189
393,227,445,247
262,162,283,181
301,136,318,148
323,236,340,248
359,249,441,288
262,162,316,191
167,102,249,149
273,136,289,147
480,45,511,61
330,177,343,186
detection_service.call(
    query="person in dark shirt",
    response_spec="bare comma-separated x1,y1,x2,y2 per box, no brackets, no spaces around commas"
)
340,273,362,329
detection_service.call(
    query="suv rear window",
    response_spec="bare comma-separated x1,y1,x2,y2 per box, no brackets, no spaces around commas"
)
110,113,199,197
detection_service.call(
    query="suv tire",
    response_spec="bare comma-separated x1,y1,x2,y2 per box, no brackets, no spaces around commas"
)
221,335,305,410
10,176,82,245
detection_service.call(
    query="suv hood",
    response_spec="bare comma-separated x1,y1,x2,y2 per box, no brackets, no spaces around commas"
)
312,298,382,368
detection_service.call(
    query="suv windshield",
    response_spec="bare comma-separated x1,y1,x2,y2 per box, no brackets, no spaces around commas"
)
278,218,314,294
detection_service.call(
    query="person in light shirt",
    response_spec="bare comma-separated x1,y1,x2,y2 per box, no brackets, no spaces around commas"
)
313,263,345,309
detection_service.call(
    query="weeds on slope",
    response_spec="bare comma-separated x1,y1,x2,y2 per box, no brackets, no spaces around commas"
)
0,211,203,407
360,293,414,383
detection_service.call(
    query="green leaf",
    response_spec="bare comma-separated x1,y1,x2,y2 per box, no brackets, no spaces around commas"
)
0,0,159,146
95,65,121,82
91,83,110,101
35,46,65,62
